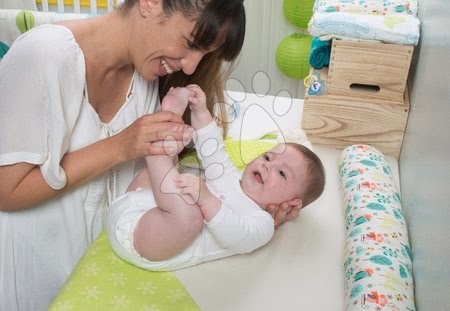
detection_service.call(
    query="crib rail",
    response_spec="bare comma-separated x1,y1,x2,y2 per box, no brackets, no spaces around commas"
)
35,0,120,14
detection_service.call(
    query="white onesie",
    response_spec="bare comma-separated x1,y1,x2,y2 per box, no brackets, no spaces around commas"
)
107,122,275,271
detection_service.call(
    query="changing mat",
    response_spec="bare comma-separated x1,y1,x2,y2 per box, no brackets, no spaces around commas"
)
49,232,200,310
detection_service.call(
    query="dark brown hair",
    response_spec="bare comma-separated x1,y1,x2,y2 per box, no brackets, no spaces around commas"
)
121,0,246,135
158,0,245,136
287,143,326,207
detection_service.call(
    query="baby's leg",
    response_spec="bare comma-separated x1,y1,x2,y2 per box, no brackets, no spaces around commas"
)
134,87,201,261
127,168,152,192
159,87,193,155
133,156,204,261
161,87,192,116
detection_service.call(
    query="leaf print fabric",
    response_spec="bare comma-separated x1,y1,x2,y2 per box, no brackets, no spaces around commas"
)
338,144,415,311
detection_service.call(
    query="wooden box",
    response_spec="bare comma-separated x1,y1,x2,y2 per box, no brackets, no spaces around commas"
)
327,39,413,103
302,68,409,158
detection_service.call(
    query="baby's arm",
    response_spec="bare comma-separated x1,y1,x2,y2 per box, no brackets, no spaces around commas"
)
174,173,221,221
190,121,275,254
175,174,275,254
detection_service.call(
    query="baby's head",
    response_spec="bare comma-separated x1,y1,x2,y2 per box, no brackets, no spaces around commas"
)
240,142,325,211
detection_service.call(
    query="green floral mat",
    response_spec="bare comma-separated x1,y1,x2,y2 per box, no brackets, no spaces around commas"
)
49,232,200,311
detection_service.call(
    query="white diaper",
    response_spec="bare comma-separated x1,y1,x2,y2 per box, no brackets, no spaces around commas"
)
107,188,156,266
107,188,206,271
107,188,236,271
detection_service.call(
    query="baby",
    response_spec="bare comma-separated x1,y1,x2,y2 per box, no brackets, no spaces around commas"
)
107,85,325,271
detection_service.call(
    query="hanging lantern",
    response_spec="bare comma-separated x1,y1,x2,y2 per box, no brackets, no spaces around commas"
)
276,33,312,79
283,0,315,29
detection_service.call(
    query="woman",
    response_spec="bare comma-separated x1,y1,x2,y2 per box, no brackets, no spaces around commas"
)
0,0,298,309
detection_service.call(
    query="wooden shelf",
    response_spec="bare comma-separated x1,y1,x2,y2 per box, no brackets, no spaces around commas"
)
302,67,409,158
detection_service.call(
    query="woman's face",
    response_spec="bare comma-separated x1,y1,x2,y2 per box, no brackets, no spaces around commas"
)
132,4,217,80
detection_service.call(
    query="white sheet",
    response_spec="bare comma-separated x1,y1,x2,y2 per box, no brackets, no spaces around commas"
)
174,146,341,310
174,93,400,311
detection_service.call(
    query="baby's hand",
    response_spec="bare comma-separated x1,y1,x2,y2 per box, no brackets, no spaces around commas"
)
186,84,212,128
186,84,207,113
173,173,210,206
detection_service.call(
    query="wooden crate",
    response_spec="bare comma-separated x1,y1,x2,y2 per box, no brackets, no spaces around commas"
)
302,68,409,158
327,39,413,103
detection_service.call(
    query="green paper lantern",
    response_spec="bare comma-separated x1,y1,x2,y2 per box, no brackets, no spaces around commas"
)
283,0,315,29
16,10,35,34
276,33,312,80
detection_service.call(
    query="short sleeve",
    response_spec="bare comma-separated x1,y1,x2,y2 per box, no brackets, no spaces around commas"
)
0,25,85,189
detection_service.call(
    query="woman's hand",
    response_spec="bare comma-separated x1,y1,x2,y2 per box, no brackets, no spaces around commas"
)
0,111,188,211
114,110,191,161
266,201,302,228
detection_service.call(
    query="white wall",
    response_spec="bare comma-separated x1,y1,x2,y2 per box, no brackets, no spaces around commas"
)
400,0,450,308
229,0,309,99
0,0,36,9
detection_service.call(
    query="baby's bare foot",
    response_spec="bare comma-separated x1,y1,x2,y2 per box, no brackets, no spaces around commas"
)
161,87,192,116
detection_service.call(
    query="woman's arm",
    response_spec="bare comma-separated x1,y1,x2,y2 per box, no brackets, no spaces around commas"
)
0,111,187,211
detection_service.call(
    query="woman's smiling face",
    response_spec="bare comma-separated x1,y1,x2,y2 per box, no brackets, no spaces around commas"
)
131,4,216,81
240,144,308,209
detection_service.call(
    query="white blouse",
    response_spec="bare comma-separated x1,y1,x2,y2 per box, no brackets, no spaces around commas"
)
0,24,160,311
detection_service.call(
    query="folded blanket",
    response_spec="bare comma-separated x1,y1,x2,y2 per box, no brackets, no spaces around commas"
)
0,41,9,59
309,37,331,69
313,0,418,17
308,12,420,45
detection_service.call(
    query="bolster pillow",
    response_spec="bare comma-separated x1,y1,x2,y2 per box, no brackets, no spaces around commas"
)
338,144,416,311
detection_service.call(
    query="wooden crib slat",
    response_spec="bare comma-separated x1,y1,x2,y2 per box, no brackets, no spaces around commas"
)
36,0,116,15
89,0,97,14
107,0,114,12
73,0,81,13
40,0,49,12
56,0,64,12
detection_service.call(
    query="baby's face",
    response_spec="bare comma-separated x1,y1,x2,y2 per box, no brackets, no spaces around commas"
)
240,144,307,209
